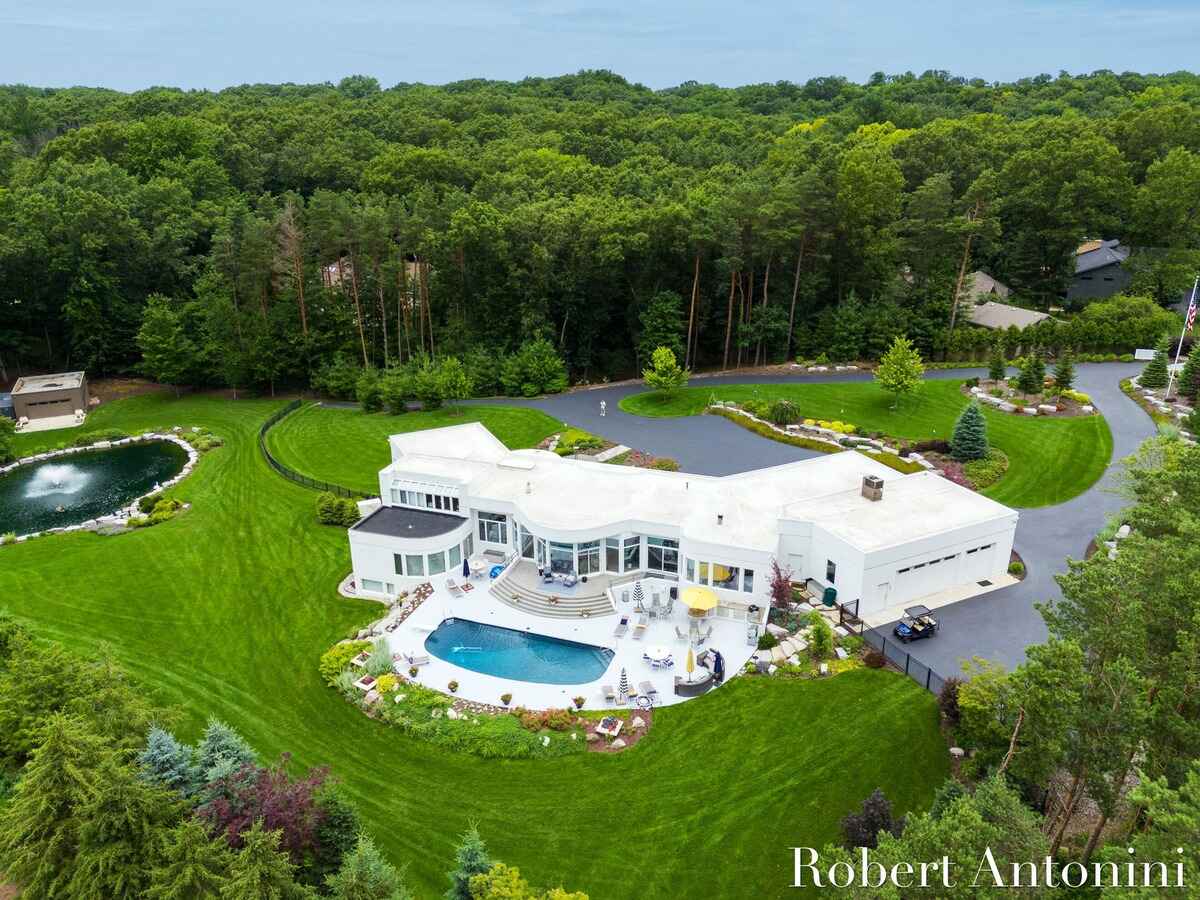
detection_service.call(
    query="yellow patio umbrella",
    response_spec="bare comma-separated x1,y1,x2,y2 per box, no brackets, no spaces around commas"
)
681,586,718,617
686,647,695,682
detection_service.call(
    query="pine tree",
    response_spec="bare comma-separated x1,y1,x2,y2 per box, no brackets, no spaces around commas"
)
874,335,925,408
147,819,234,900
1016,351,1046,397
445,824,492,900
197,718,257,783
140,726,200,796
326,832,411,900
70,756,184,899
137,294,197,398
0,713,107,898
987,339,1007,383
1176,347,1199,402
1052,350,1075,392
1140,335,1171,390
221,820,313,900
950,402,990,461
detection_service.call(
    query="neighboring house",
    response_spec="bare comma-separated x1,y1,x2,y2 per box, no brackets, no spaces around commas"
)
347,423,1019,622
961,271,1052,331
962,270,1012,305
11,371,88,422
1068,239,1131,303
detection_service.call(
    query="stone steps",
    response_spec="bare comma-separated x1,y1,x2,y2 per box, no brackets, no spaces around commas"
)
489,577,615,619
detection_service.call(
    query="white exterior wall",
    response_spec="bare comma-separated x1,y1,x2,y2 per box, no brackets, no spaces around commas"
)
349,518,473,598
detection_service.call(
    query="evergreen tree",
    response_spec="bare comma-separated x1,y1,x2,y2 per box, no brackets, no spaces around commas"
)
1176,347,1199,402
1140,334,1171,390
1187,406,1200,437
70,756,184,899
445,824,492,900
326,832,411,900
642,346,689,395
196,718,257,783
221,820,313,900
874,335,925,408
137,294,196,398
139,726,200,796
147,819,234,900
987,339,1007,383
1016,350,1046,396
950,401,990,461
1052,350,1075,392
0,713,107,898
0,416,16,466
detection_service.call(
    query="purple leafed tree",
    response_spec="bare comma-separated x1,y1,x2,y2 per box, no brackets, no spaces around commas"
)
768,559,793,609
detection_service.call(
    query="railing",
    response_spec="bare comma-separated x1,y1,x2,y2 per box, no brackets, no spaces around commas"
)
862,629,948,696
258,400,373,499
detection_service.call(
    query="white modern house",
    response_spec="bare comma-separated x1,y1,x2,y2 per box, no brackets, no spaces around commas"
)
347,423,1019,625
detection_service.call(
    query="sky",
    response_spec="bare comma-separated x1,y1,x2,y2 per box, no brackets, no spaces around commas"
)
3,1,1199,91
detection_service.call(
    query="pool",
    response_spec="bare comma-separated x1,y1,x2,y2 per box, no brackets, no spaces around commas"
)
424,618,615,685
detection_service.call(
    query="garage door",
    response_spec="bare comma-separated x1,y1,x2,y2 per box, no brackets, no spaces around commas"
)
961,543,995,583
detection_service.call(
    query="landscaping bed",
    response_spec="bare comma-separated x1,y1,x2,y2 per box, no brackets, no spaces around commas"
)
960,377,1098,418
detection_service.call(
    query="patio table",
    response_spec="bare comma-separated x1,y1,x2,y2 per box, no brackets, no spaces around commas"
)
644,645,673,666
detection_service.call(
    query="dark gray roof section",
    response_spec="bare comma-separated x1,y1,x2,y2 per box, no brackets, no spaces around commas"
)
352,505,467,539
1075,239,1129,274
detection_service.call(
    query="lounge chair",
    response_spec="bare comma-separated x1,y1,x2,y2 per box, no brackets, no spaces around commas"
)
403,651,430,667
675,626,688,641
446,578,463,597
542,569,555,584
632,616,648,640
638,681,659,704
613,617,629,638
602,684,616,704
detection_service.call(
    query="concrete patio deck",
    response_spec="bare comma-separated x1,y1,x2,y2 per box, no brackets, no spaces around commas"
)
383,576,756,710
14,413,84,434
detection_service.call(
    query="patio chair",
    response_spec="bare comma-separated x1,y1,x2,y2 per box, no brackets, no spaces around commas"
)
446,578,463,597
403,651,430,667
675,626,688,641
542,569,555,584
632,616,648,640
638,681,659,704
663,595,674,615
648,594,661,618
602,684,616,704
613,617,629,638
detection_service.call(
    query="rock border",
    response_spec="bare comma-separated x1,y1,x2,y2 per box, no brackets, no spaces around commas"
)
0,429,201,543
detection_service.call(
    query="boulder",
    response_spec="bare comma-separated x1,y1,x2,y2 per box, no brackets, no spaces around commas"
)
950,747,965,759
364,690,380,705
770,645,787,663
765,623,789,638
1037,404,1057,414
1116,524,1131,539
767,664,778,675
997,402,1017,413
1081,405,1094,414
446,708,460,720
1022,407,1038,416
610,738,627,749
834,647,849,660
541,735,551,747
818,663,829,676
586,731,601,743
632,716,647,730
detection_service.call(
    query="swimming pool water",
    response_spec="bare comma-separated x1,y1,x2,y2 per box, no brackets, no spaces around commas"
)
424,618,615,685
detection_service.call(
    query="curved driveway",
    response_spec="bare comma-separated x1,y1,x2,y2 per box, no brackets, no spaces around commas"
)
483,362,1152,673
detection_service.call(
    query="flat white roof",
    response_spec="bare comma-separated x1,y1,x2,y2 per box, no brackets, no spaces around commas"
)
382,423,1017,554
12,371,86,395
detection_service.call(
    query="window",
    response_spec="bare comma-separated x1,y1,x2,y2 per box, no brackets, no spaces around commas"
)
826,559,837,583
451,497,460,512
434,496,444,510
943,555,956,562
449,545,462,568
578,540,601,576
478,512,508,545
550,541,574,574
686,558,695,582
742,568,754,593
898,567,911,574
712,563,740,589
698,561,710,585
390,488,403,504
385,582,394,595
623,536,640,572
428,552,446,576
463,535,473,558
646,537,678,574
405,554,424,576
362,579,383,593
519,525,535,560
606,538,621,572
394,553,405,575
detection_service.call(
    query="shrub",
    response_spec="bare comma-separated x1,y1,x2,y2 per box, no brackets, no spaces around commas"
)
573,696,585,709
127,515,150,528
72,428,129,447
964,376,979,388
1187,406,1200,436
1008,560,1025,577
0,532,16,546
500,693,512,706
1016,351,1046,396
950,402,989,462
841,635,864,654
863,649,885,668
767,399,801,426
515,707,574,732
757,632,779,651
500,339,568,397
408,666,418,678
963,449,1009,489
1060,389,1091,405
355,368,383,412
448,680,459,693
807,611,834,660
312,353,363,399
319,641,372,686
316,492,360,526
841,788,905,850
938,677,962,726
649,457,679,471
375,674,399,693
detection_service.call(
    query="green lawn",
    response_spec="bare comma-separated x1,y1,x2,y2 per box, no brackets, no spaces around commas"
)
0,393,949,899
265,402,563,494
622,381,1113,508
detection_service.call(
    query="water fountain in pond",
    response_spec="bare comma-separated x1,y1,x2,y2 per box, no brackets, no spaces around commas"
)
24,464,92,500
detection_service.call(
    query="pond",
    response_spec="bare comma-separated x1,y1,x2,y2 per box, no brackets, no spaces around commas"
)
424,617,615,685
0,441,188,535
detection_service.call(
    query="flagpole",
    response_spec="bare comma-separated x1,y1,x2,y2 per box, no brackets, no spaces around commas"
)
1165,275,1199,400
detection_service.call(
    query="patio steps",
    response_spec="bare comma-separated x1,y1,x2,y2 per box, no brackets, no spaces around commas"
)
489,577,616,619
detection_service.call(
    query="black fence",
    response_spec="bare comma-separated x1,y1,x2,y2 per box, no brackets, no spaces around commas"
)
258,400,371,499
862,629,948,696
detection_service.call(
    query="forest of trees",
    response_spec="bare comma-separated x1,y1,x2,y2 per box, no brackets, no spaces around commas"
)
0,68,1197,394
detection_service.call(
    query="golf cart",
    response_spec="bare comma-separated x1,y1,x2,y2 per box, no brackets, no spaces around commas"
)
893,605,939,642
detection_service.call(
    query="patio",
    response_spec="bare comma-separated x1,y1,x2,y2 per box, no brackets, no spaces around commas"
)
381,574,758,710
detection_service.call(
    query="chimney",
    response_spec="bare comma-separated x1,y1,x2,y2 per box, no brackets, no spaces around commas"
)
862,475,884,502
717,514,724,525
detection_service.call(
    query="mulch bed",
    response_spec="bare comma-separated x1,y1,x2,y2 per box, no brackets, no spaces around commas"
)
961,380,1093,417
586,707,654,753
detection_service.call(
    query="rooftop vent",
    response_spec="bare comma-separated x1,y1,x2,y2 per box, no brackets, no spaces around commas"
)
862,475,884,502
717,514,724,525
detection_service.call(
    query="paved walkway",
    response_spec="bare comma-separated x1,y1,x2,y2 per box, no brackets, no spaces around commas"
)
479,362,1153,673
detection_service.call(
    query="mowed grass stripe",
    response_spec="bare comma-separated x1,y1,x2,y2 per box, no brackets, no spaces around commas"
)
621,380,1112,509
0,393,948,899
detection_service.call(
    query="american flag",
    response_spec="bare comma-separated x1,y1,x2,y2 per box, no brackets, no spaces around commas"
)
1189,291,1198,333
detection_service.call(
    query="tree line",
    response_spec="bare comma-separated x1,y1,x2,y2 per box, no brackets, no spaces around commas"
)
0,68,1196,394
